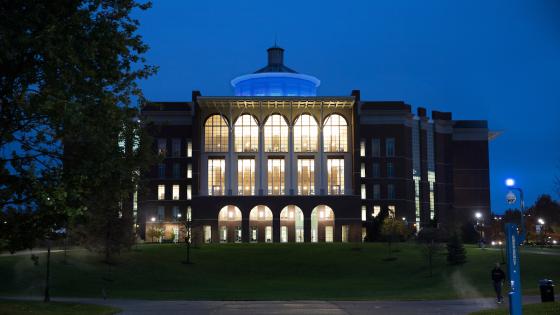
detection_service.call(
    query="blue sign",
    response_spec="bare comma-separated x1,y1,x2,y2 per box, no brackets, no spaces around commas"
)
505,223,523,315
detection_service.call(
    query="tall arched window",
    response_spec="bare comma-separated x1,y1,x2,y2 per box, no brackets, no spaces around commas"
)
323,114,348,152
264,114,288,152
294,114,318,152
204,115,228,152
234,114,259,152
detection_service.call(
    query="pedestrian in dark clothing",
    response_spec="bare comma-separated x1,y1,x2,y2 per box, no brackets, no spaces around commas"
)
491,262,506,303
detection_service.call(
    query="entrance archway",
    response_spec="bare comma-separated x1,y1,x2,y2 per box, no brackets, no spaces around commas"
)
249,205,273,242
218,205,242,243
311,205,335,242
280,205,304,243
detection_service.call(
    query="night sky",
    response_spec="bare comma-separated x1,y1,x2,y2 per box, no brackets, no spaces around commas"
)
135,0,560,214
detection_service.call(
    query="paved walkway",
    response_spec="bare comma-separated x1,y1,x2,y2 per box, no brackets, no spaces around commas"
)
3,295,554,314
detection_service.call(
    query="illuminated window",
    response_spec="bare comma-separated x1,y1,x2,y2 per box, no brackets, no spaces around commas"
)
187,164,192,179
208,159,225,195
234,114,258,152
361,163,366,178
297,159,315,195
237,158,255,195
361,206,367,221
264,114,288,152
388,205,396,218
268,158,285,195
386,138,395,157
172,185,179,200
373,205,381,217
328,158,344,195
186,206,192,221
360,139,366,157
323,114,348,152
204,115,228,152
294,114,318,152
361,184,366,199
158,185,165,200
186,185,192,200
186,140,192,157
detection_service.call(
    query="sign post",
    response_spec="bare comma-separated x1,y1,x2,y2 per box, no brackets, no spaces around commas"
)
505,224,522,315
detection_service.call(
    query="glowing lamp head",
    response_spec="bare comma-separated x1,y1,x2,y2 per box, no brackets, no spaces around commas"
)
150,217,156,222
475,212,482,219
538,218,545,225
505,178,515,187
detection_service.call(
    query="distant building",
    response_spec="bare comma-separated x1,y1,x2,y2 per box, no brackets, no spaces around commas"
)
138,46,492,243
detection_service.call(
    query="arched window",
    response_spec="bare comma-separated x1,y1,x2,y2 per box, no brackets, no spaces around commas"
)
204,115,228,152
264,114,288,152
234,114,259,152
323,114,348,152
294,114,318,152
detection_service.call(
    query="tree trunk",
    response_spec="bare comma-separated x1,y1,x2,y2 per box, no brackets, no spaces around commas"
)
44,239,51,302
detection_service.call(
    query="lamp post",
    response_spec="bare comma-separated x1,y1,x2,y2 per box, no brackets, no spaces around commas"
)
505,178,526,315
475,212,483,247
537,218,545,246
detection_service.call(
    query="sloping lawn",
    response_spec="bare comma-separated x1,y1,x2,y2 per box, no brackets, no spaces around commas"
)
0,300,120,315
470,302,560,315
0,243,558,300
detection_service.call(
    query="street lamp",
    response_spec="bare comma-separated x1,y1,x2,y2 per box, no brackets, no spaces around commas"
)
150,217,156,222
504,178,526,315
475,212,483,247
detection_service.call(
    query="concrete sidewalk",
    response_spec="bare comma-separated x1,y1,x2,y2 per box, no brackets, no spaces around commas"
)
2,295,554,315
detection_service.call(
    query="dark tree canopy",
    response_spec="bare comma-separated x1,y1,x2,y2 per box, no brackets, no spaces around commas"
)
0,0,157,257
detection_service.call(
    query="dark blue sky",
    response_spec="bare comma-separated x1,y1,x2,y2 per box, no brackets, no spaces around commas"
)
135,0,560,214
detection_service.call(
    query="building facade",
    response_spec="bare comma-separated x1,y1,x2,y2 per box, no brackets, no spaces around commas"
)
138,47,492,243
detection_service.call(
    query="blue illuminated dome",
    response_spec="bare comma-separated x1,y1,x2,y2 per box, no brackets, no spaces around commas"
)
231,46,320,96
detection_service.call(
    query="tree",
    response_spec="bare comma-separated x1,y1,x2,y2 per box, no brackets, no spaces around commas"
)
380,216,406,259
447,231,467,265
1,0,156,298
417,227,444,277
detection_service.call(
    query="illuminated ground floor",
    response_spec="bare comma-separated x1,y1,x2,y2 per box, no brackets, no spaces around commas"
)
141,195,363,243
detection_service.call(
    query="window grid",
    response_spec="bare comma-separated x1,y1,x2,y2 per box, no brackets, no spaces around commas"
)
297,159,315,195
234,114,259,152
264,114,288,152
172,185,179,200
268,158,285,195
372,138,380,157
157,185,165,200
171,138,181,157
237,159,255,195
360,139,366,157
386,138,395,157
208,159,225,195
323,114,348,152
327,158,344,195
204,115,229,152
294,114,318,152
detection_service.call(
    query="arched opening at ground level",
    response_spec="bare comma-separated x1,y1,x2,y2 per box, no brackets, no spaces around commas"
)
249,205,273,242
280,205,304,243
218,205,242,243
311,205,335,242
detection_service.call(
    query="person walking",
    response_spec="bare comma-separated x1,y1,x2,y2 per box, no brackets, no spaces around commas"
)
491,262,506,303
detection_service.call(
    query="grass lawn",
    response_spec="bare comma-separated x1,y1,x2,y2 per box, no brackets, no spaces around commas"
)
470,302,560,315
0,243,559,300
0,300,120,315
